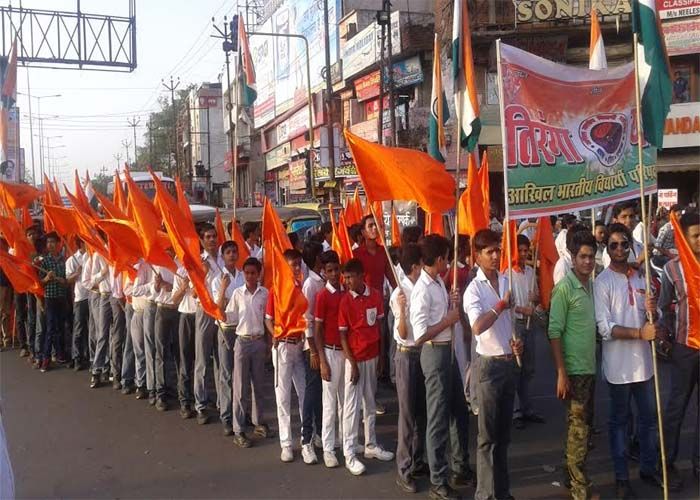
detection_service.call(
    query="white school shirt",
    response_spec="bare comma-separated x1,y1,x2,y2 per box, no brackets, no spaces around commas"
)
555,228,568,259
553,253,572,286
302,270,325,341
464,268,513,357
66,250,88,302
511,265,537,320
226,285,269,336
593,267,652,385
410,269,452,343
79,253,94,292
633,221,655,247
245,241,262,260
153,265,176,306
173,266,196,314
130,260,154,311
201,250,225,303
90,253,111,294
109,266,124,299
390,276,416,347
322,240,331,252
211,267,245,305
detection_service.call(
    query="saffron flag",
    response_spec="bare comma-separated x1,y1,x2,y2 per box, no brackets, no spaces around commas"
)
452,0,480,152
151,172,223,321
535,216,558,310
113,172,128,215
670,212,699,348
331,209,354,265
0,214,34,261
589,9,607,70
230,219,251,265
345,187,363,226
499,220,520,273
269,243,307,339
95,218,141,280
344,130,456,214
0,181,42,212
175,177,193,223
632,0,672,148
215,208,227,247
0,248,42,296
43,204,106,257
499,43,656,218
238,15,257,107
458,153,490,236
21,207,33,229
71,170,97,219
262,198,292,289
42,175,62,232
429,33,450,162
425,212,445,237
391,205,401,247
93,189,127,220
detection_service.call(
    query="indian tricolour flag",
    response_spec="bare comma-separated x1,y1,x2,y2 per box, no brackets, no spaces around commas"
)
1,39,17,177
238,15,257,107
632,0,672,148
428,33,450,163
452,0,480,152
589,9,607,70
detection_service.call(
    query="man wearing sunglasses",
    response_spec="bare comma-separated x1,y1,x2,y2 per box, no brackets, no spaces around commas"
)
602,202,645,269
593,223,663,498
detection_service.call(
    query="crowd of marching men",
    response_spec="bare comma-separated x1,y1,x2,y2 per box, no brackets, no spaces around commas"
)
0,171,699,500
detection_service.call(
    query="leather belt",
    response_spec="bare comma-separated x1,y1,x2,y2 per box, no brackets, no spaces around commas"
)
278,337,301,345
489,354,515,361
425,340,451,346
157,303,178,310
397,345,421,353
324,344,343,351
238,335,264,341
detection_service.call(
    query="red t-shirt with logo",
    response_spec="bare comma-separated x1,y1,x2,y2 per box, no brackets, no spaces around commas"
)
314,285,344,347
338,286,384,362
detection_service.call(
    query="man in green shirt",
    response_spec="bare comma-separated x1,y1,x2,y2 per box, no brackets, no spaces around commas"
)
547,230,597,500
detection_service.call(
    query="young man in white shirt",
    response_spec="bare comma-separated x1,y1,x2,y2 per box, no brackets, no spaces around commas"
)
120,273,136,394
464,229,524,500
242,221,262,260
211,240,245,434
171,264,196,419
226,257,271,448
555,214,577,259
194,223,225,425
108,266,127,391
411,235,473,500
89,252,112,388
153,252,180,412
511,234,545,429
66,238,89,371
391,244,427,494
130,259,154,400
594,223,662,498
601,201,645,269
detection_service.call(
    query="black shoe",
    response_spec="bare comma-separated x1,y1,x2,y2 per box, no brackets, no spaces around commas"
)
449,469,477,489
135,387,148,400
514,417,526,430
234,432,252,448
121,384,135,395
429,484,460,500
396,475,417,494
639,470,663,489
90,375,101,388
626,440,640,462
155,399,168,412
196,411,209,425
666,465,684,492
615,480,636,499
523,412,545,424
223,423,233,436
375,402,386,415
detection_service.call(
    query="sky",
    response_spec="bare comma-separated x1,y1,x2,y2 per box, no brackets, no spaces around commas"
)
14,0,243,186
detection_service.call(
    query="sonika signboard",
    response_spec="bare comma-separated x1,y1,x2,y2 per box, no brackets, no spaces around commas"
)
513,0,632,22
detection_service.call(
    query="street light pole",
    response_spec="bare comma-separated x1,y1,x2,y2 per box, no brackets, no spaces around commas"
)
127,116,141,168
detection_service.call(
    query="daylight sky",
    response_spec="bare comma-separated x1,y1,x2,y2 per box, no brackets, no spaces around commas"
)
14,0,241,186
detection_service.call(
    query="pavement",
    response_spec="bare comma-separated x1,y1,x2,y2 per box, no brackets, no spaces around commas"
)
1,333,697,499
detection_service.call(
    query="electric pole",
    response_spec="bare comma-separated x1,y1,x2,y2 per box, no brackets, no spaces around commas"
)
114,153,123,171
121,139,132,166
162,76,180,177
127,116,141,169
147,116,155,168
322,0,336,201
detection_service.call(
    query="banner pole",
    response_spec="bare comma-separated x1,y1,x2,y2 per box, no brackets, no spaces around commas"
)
495,39,521,368
633,32,668,500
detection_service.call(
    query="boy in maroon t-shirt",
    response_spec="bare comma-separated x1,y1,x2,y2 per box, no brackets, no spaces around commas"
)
338,258,394,476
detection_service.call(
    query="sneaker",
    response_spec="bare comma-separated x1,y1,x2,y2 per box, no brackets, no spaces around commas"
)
135,387,148,399
254,423,272,438
667,465,684,492
40,359,49,372
364,444,394,462
354,444,364,455
121,384,135,395
429,485,460,500
234,433,252,448
112,380,122,390
179,406,195,419
375,402,386,415
155,399,168,412
196,411,209,425
280,446,294,463
396,475,417,494
615,480,636,499
301,443,318,464
90,374,101,388
450,468,477,488
148,395,157,406
222,423,234,436
345,455,366,476
31,358,40,369
19,348,29,357
639,470,663,489
523,411,545,423
323,451,339,468
313,434,323,449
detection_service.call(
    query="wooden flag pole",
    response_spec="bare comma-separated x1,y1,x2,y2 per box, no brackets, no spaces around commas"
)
453,91,464,295
525,241,539,331
369,203,401,289
495,39,521,368
633,32,668,500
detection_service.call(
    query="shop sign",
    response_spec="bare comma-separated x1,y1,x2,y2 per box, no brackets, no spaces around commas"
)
289,159,308,192
514,0,631,22
341,11,401,80
277,107,312,142
663,102,700,148
198,96,218,108
265,142,291,170
662,16,700,56
657,189,678,209
348,119,378,143
353,56,423,102
656,0,700,19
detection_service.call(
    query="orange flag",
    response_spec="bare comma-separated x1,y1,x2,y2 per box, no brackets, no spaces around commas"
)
95,219,141,280
499,220,520,273
93,189,127,220
370,201,384,232
425,212,445,237
345,187,363,226
391,205,401,247
72,170,97,219
215,208,227,247
344,129,456,214
230,219,251,265
151,172,223,321
458,153,490,236
0,181,43,212
535,216,558,310
0,214,34,261
175,177,193,223
262,198,292,289
331,209,354,265
41,175,61,232
269,243,308,339
43,204,107,257
0,248,43,295
113,172,128,214
670,211,700,348
21,207,33,229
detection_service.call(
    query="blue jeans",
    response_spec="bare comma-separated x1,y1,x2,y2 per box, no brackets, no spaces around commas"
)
608,378,658,480
42,298,64,361
301,349,322,445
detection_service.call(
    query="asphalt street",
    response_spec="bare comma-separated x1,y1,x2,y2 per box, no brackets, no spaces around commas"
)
1,332,697,499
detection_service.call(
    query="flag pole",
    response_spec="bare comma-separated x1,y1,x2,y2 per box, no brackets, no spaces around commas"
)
453,93,463,294
633,32,668,500
495,39,521,368
525,240,538,331
231,30,240,224
369,203,401,288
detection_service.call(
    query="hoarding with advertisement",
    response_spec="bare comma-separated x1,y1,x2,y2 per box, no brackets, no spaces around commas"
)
662,16,700,56
663,102,700,148
656,0,700,19
1,107,20,182
353,55,424,102
341,11,401,81
251,19,275,127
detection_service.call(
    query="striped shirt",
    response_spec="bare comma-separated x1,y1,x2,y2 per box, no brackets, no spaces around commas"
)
658,258,692,349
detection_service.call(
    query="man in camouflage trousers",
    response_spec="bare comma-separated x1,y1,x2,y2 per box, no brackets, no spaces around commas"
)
547,231,598,499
